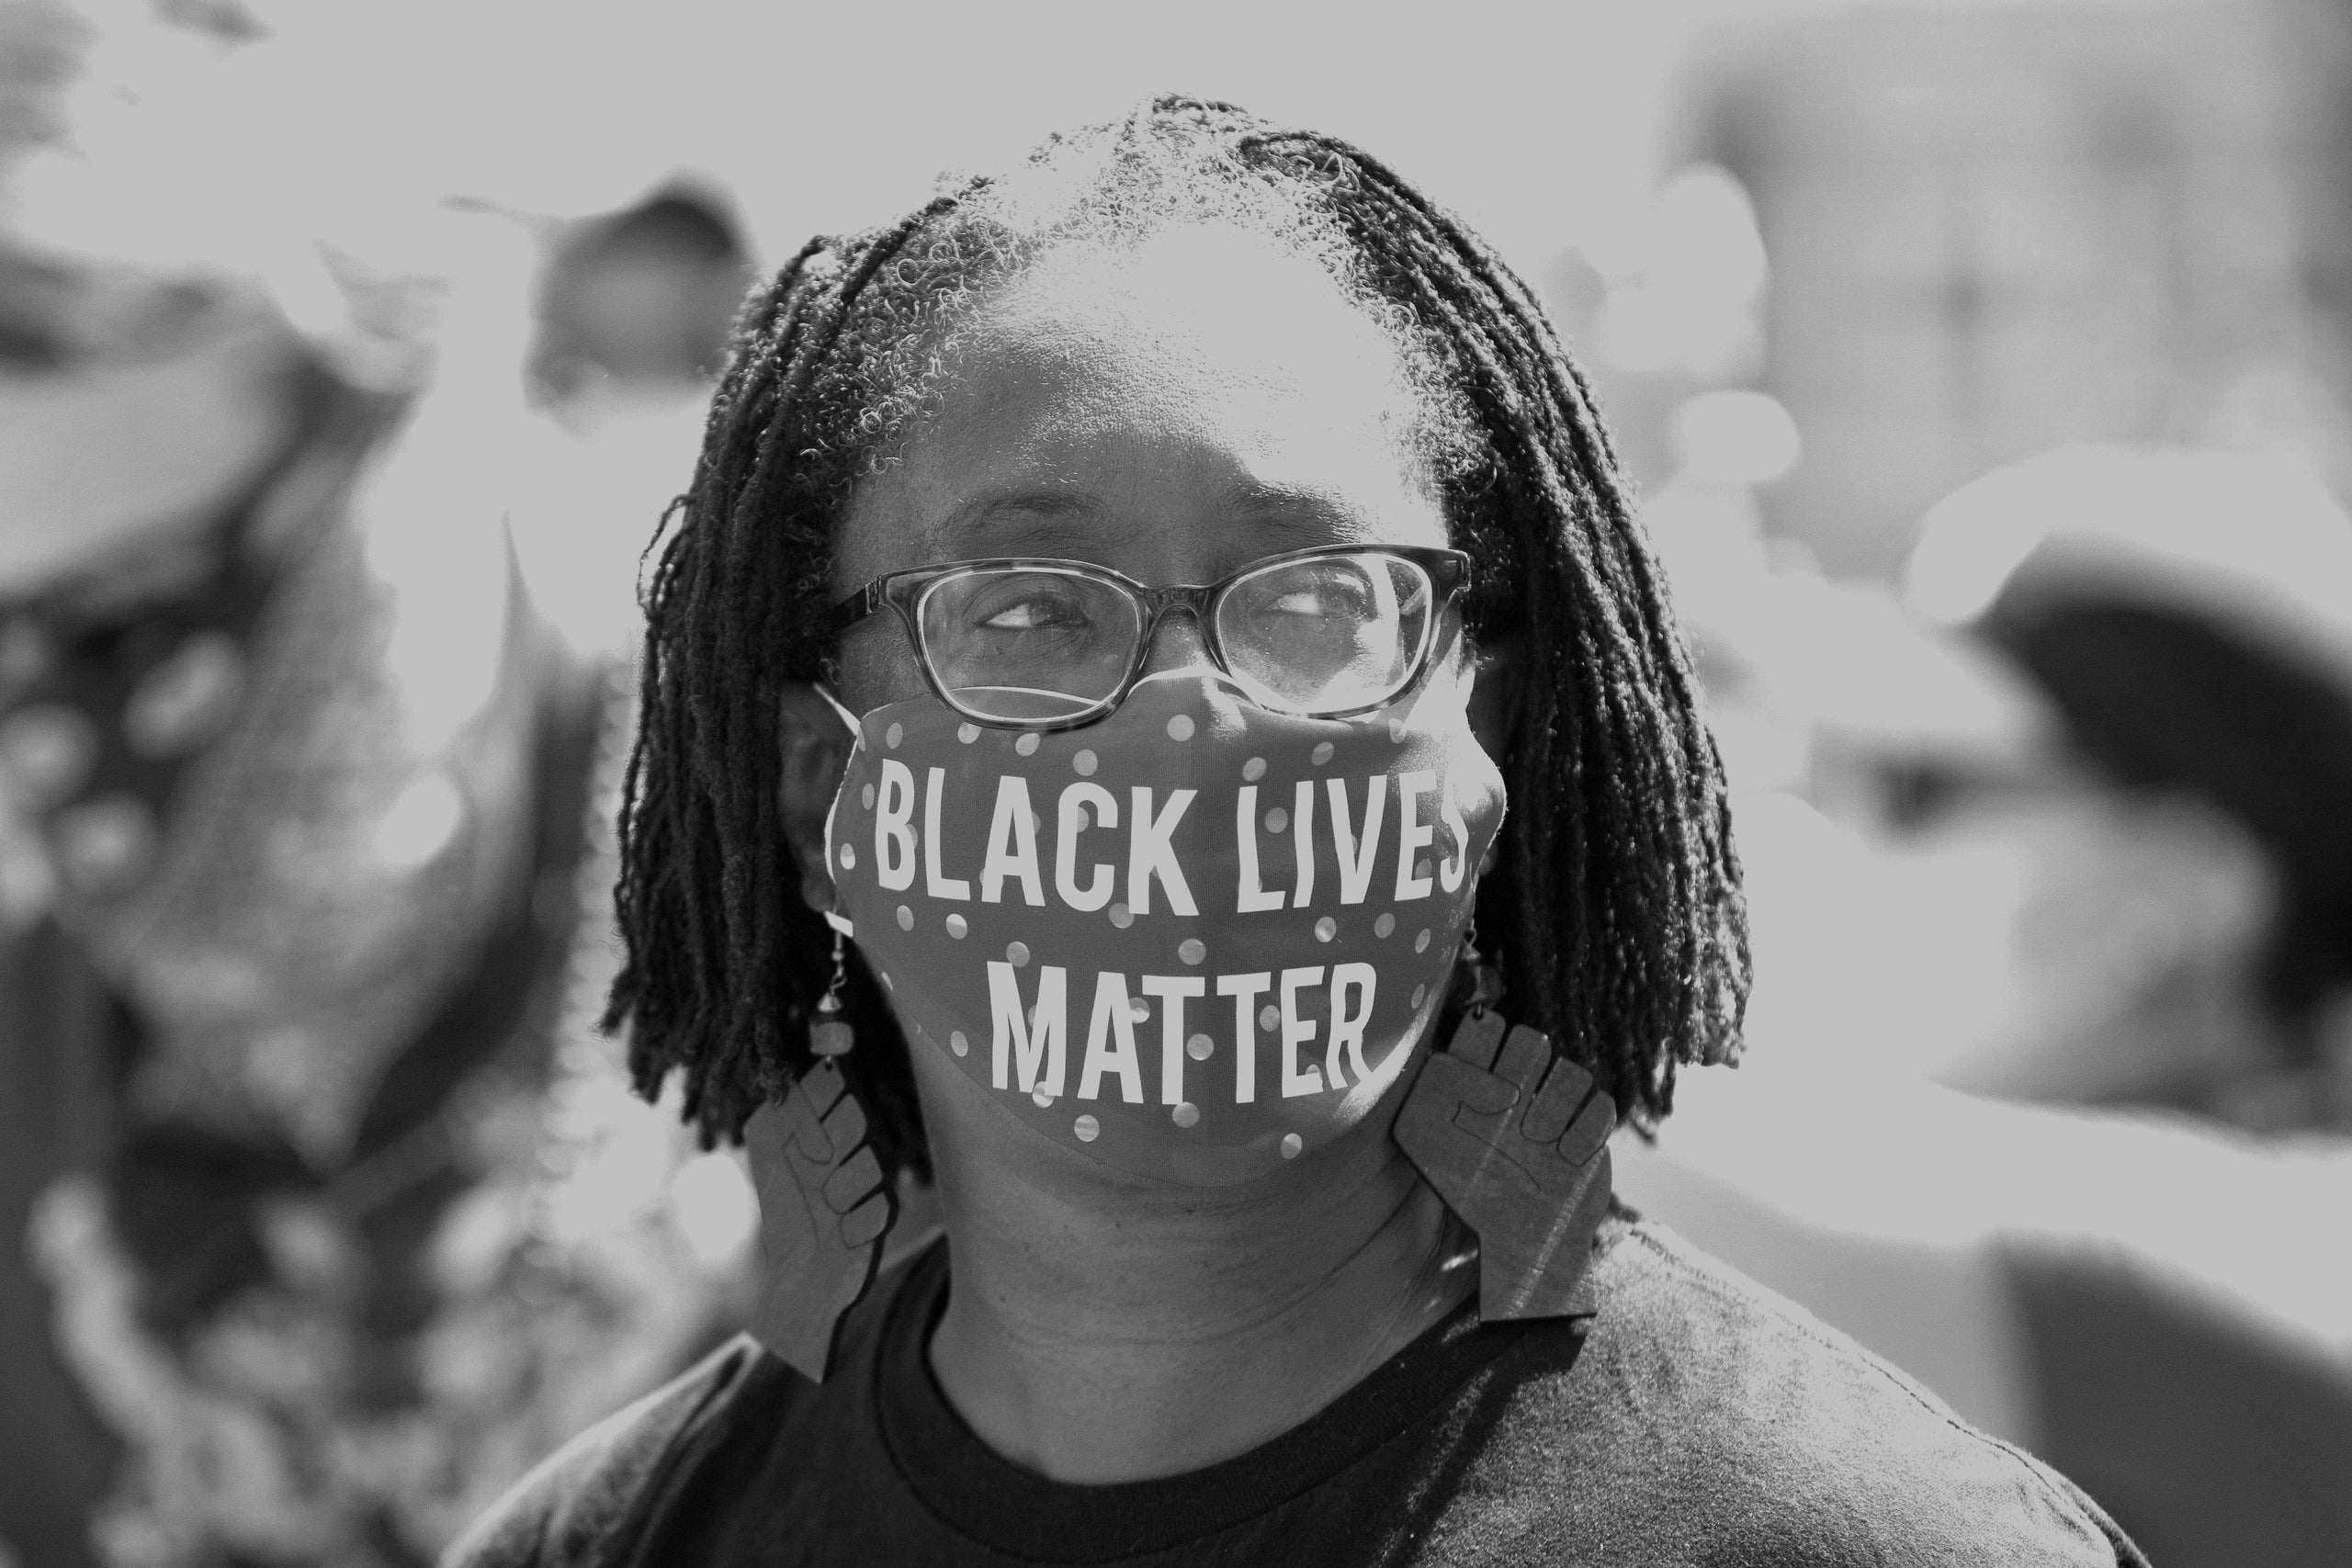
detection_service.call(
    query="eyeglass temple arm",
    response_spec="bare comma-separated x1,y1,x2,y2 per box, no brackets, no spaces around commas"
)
828,581,887,634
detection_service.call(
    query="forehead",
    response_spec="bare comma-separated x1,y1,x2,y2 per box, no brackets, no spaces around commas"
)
834,227,1447,589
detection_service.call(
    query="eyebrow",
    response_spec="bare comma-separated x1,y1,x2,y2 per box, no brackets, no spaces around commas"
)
1216,479,1379,537
935,480,1377,542
937,488,1100,536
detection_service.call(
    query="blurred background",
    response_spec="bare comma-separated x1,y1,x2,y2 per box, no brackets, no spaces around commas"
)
1,1,2346,1563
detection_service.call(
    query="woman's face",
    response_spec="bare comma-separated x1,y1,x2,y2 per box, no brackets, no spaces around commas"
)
829,228,1454,713
803,227,1505,1194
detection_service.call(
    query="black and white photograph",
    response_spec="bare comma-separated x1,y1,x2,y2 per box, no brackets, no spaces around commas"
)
2,2,2347,1564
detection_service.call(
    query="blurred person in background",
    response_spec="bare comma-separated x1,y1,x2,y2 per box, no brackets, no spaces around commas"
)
1620,444,2352,1568
1908,445,2352,1132
507,183,752,660
526,183,746,408
1906,445,2352,1565
0,25,757,1560
1605,6,2352,1557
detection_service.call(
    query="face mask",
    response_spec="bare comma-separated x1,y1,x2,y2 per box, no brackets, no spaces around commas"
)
826,666,1506,1186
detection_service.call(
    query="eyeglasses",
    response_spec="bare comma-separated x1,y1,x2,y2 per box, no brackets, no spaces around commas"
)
831,544,1470,730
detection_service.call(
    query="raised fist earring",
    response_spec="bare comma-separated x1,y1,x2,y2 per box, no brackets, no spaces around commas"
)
1396,931,1616,1323
743,927,897,1382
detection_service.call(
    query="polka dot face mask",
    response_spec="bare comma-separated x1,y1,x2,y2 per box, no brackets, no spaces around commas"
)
826,667,1506,1186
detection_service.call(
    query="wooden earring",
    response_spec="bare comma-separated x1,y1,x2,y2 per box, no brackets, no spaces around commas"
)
1396,929,1615,1323
742,928,894,1382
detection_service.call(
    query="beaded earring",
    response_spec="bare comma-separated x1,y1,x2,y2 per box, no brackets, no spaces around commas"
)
742,923,896,1382
809,926,855,1058
1449,919,1508,1017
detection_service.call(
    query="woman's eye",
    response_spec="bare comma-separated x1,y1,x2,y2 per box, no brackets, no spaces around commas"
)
979,596,1085,630
1266,584,1367,617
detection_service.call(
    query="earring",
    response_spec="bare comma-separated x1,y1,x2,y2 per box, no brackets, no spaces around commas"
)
1397,921,1615,1324
1448,920,1507,1016
743,926,896,1382
810,928,855,1057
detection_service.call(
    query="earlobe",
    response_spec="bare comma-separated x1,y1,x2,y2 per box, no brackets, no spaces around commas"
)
777,683,859,914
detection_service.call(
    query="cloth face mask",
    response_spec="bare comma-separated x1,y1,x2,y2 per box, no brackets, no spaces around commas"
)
826,667,1506,1186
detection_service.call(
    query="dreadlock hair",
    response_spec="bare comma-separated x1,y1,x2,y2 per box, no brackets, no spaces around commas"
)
606,97,1749,1178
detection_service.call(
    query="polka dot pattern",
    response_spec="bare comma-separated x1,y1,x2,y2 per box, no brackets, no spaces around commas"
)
125,633,243,758
0,705,96,804
828,674,1506,1187
52,795,156,895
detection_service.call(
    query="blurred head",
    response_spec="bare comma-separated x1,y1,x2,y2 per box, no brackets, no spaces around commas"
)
1905,446,2352,1097
607,99,1749,1177
534,186,749,397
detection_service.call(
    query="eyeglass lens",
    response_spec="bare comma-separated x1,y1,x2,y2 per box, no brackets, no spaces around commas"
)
915,553,1434,725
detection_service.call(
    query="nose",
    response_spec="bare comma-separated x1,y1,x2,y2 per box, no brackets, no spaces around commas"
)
1138,605,1217,679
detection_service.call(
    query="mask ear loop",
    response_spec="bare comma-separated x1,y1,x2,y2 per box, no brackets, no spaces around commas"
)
810,682,862,942
813,682,862,737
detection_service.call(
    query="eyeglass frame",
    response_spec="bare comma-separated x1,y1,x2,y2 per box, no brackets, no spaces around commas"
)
828,542,1472,732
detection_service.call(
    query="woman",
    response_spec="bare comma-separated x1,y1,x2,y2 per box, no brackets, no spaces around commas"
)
452,100,2145,1566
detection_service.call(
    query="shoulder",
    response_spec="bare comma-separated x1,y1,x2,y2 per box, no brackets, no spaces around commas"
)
437,1336,777,1568
437,1238,940,1568
1455,1216,2146,1567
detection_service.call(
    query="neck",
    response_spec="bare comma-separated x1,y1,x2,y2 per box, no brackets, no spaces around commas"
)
922,1092,1475,1483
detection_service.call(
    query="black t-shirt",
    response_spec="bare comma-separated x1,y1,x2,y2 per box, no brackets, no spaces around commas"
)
447,1211,2146,1567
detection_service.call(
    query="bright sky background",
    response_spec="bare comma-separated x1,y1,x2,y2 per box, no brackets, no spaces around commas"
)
9,0,1804,289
